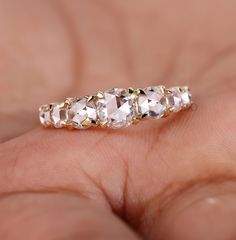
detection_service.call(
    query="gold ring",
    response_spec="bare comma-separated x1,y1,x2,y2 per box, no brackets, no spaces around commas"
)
39,86,192,129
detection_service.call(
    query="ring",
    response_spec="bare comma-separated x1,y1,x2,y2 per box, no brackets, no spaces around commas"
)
39,86,192,129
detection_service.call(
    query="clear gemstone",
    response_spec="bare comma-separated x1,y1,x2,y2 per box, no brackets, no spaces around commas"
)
39,105,51,126
181,87,192,107
169,87,192,111
51,103,68,128
68,97,97,129
168,87,182,112
97,88,136,129
138,86,168,118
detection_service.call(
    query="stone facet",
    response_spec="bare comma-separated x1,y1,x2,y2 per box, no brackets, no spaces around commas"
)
51,103,68,128
137,86,168,118
97,88,136,129
68,97,97,129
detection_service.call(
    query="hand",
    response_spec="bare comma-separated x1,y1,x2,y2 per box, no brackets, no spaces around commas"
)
0,1,236,239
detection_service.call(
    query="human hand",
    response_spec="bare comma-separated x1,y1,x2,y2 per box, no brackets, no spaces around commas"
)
0,1,236,239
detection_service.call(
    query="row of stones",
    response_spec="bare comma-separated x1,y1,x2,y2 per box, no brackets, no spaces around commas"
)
39,86,192,129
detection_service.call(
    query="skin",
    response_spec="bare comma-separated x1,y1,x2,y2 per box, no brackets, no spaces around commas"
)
0,0,236,239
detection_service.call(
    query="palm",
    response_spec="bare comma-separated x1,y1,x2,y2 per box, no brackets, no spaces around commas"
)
0,1,236,240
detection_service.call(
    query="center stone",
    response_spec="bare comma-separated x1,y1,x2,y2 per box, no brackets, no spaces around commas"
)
97,88,136,129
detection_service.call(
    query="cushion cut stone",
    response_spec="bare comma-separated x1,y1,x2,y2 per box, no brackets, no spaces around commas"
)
169,87,192,112
68,97,97,129
138,86,168,118
51,103,68,128
97,88,136,129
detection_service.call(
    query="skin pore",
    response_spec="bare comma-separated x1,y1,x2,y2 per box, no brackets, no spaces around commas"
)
0,0,236,239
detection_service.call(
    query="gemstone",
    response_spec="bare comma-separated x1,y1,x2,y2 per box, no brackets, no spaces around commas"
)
168,87,182,112
68,97,97,129
39,105,51,126
97,88,136,129
137,86,168,118
51,103,68,128
169,87,192,111
180,87,192,107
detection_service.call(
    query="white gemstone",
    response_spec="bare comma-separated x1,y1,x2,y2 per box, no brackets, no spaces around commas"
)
51,104,68,128
39,106,51,126
168,87,182,112
138,86,168,118
68,97,97,129
169,87,192,111
181,87,192,107
97,88,136,129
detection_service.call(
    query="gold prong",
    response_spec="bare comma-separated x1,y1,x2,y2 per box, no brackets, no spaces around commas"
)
48,103,54,111
86,95,96,102
96,92,104,99
65,97,75,106
128,87,135,94
137,88,145,95
158,85,166,94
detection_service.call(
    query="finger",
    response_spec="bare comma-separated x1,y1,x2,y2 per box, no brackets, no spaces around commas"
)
142,180,236,240
0,80,235,197
0,192,140,240
0,85,235,239
0,0,75,141
2,0,236,142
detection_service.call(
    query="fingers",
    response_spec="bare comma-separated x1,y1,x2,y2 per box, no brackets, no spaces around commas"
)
0,0,75,141
143,180,236,240
0,82,235,210
0,87,235,239
0,192,140,240
2,0,236,143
